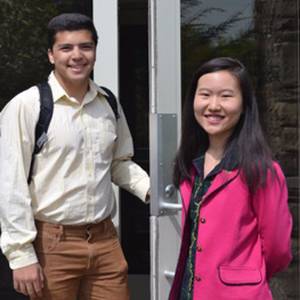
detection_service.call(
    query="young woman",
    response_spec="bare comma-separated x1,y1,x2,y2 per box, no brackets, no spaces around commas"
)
169,57,292,300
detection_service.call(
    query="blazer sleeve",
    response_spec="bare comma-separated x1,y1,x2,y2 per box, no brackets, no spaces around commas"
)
252,162,293,280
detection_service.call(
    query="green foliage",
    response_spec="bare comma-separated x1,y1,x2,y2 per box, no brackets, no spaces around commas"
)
0,0,91,109
0,0,60,108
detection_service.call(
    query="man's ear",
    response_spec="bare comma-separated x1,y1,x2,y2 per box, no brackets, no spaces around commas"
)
48,49,54,64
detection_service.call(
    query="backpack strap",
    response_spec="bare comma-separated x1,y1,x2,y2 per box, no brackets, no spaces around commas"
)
100,86,120,120
27,82,53,184
27,83,118,184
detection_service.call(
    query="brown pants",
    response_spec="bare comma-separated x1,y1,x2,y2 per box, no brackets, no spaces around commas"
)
33,217,129,300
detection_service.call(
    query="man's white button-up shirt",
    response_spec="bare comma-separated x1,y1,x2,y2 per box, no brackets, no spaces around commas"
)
0,72,150,269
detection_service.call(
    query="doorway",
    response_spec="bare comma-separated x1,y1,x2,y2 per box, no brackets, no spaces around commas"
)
119,1,150,299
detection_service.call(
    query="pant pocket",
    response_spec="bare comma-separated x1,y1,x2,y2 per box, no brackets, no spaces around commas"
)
34,231,61,254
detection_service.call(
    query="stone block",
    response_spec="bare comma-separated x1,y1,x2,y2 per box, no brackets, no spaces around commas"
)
271,263,299,300
289,202,299,237
282,127,298,152
279,43,298,82
271,260,300,299
274,0,298,19
276,153,298,176
275,103,298,127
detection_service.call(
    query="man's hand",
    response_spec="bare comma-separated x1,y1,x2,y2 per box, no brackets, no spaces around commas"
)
13,263,44,298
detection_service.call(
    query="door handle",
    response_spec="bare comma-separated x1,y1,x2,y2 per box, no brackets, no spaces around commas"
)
160,201,182,212
160,184,182,212
164,270,175,279
164,184,175,198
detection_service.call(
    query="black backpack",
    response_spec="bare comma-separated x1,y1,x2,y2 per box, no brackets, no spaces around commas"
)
27,82,119,183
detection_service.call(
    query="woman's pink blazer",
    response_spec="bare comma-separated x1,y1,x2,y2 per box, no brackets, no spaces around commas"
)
169,162,292,300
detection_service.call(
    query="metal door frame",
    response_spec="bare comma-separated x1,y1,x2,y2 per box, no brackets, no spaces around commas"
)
149,0,182,299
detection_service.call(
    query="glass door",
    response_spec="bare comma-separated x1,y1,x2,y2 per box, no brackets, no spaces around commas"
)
94,1,151,299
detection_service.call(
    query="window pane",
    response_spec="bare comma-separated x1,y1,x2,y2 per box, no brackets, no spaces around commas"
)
181,1,298,299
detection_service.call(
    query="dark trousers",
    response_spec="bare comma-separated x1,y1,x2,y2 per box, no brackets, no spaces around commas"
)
0,248,29,300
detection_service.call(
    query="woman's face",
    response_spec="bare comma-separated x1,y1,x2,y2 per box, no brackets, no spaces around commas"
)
193,70,243,144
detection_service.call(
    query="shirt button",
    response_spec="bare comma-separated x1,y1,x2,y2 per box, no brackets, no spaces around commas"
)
200,217,206,224
195,275,201,281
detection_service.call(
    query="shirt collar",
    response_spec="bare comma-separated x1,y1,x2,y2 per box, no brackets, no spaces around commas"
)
192,154,223,179
192,145,238,178
192,155,205,177
48,71,109,104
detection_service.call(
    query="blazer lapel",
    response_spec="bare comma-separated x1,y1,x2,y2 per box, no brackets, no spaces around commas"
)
202,169,239,201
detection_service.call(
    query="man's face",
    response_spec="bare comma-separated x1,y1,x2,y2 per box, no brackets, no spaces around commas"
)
48,30,96,86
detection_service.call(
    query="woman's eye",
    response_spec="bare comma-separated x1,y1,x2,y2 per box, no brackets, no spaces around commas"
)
199,93,209,97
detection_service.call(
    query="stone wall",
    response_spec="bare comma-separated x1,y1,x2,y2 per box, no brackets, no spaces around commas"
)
254,0,299,299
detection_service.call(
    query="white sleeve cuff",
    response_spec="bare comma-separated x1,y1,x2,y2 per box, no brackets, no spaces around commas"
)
8,245,38,270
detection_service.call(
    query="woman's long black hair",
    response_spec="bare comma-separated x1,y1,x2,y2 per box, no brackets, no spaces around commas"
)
173,57,274,195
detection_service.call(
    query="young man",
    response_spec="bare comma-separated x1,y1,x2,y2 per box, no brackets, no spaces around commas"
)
0,13,150,300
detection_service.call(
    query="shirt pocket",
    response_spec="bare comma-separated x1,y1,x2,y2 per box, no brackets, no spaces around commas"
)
91,121,117,162
218,265,262,285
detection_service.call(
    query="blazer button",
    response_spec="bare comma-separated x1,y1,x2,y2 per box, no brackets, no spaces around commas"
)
195,275,201,281
200,217,206,224
196,245,203,252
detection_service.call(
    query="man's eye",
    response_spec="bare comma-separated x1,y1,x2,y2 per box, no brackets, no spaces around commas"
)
60,46,72,51
81,44,94,50
222,94,233,98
